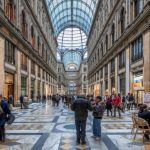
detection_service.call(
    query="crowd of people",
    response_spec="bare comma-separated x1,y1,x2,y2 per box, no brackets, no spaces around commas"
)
1,91,150,144
70,93,150,144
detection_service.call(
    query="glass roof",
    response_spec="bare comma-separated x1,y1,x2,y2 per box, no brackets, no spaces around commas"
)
46,0,98,35
58,27,87,51
63,51,82,69
46,0,98,70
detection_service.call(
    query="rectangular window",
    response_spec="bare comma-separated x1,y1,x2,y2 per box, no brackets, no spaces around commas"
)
111,59,115,73
5,39,15,65
120,73,125,95
38,66,40,77
105,65,108,76
119,50,126,69
21,76,26,96
31,61,35,75
135,0,143,17
21,53,27,71
132,36,143,62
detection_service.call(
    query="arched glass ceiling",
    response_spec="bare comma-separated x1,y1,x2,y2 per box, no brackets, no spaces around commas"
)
46,0,98,35
58,27,87,51
63,51,82,69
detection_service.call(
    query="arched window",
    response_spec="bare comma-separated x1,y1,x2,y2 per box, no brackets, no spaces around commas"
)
21,10,28,38
111,23,115,45
120,7,125,34
5,0,16,22
106,34,108,51
31,25,35,47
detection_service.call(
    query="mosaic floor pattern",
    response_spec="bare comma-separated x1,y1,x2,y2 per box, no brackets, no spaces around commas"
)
0,101,150,150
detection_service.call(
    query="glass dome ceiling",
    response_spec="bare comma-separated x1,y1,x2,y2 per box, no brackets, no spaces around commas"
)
63,51,82,69
57,27,87,51
46,0,98,69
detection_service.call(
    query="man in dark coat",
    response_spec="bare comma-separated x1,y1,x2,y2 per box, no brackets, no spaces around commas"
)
20,95,24,109
0,94,11,142
71,96,92,144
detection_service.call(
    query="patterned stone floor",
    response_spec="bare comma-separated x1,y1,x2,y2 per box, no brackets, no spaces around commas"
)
0,101,150,150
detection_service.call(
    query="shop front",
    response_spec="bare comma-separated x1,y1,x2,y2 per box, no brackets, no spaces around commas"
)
94,83,100,96
4,72,14,104
132,71,144,104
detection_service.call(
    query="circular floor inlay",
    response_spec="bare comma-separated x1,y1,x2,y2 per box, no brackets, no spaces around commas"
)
56,123,91,132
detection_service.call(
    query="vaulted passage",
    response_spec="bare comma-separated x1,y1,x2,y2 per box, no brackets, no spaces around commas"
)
0,0,150,149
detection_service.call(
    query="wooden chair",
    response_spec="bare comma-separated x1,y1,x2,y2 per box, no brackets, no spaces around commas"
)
131,113,138,134
134,117,150,143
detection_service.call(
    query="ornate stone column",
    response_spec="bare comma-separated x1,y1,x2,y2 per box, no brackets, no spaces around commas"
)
15,50,21,105
27,59,31,99
115,57,118,94
0,36,5,95
125,46,130,95
143,30,150,92
108,63,111,95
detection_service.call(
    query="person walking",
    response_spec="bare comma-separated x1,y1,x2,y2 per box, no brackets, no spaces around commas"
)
106,95,112,116
112,93,122,118
52,95,56,107
55,94,60,107
91,96,105,140
8,95,13,110
0,94,11,142
20,95,24,109
71,95,92,144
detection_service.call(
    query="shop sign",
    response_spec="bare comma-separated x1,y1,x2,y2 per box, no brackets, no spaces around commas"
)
133,82,142,90
144,92,150,105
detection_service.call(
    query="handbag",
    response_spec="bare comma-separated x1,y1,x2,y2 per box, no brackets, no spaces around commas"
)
7,113,15,124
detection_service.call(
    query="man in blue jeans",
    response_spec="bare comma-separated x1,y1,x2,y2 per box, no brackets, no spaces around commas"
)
71,96,92,144
91,96,105,140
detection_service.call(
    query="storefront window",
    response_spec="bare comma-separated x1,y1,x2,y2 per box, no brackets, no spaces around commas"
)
21,77,26,96
133,71,144,104
4,72,14,101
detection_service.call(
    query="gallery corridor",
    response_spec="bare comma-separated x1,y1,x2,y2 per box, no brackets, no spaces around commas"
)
0,101,149,150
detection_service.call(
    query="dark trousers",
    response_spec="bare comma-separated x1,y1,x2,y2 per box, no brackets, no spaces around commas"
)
20,102,23,109
75,120,86,142
0,125,5,141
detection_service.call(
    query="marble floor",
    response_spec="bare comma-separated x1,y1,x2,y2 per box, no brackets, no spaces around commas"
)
0,101,150,150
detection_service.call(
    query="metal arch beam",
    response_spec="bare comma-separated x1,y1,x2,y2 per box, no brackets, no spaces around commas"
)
55,18,90,35
63,50,83,57
47,0,97,7
63,51,82,64
57,25,87,36
48,0,95,16
56,23,88,36
53,14,91,28
52,7,92,25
